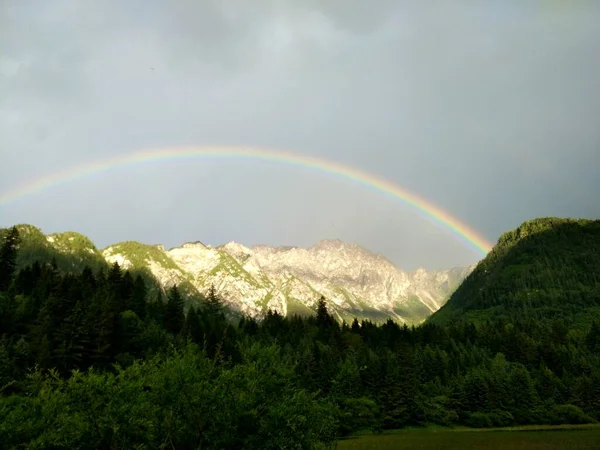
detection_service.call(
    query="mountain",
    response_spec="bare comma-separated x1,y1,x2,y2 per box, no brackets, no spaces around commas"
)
7,224,475,324
429,217,600,325
164,238,474,324
11,224,107,272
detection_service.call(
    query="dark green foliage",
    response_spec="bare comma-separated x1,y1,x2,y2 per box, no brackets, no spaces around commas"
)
130,274,148,319
185,306,204,343
316,296,336,328
549,405,596,425
163,285,185,335
587,321,600,352
337,397,380,435
206,284,222,316
0,345,338,449
467,411,493,428
0,227,19,291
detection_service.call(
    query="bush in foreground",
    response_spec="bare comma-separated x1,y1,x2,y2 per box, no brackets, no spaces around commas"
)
0,343,338,450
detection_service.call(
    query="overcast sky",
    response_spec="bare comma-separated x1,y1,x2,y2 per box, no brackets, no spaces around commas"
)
1,0,599,270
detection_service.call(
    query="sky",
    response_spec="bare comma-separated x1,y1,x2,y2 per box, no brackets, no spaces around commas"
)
1,0,599,271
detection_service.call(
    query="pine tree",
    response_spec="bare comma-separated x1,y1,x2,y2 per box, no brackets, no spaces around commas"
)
461,370,491,413
0,292,16,335
206,285,223,316
185,307,204,343
107,262,124,311
54,300,88,373
92,294,121,368
130,275,148,319
316,296,335,328
239,316,259,336
0,226,20,291
120,271,135,310
164,285,185,335
586,321,600,352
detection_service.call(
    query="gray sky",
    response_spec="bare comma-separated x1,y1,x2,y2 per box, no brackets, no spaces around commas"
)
1,0,599,270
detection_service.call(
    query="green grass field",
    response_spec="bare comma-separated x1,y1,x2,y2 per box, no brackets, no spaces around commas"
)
336,425,600,450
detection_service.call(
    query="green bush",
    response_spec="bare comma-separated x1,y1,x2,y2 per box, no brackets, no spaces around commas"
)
489,410,515,427
337,397,381,435
0,344,339,449
549,404,596,425
466,412,493,428
417,395,459,426
523,407,552,425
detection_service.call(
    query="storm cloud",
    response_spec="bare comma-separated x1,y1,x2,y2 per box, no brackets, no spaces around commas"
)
1,0,599,270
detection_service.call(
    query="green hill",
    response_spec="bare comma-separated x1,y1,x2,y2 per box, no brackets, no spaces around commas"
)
1,225,204,307
430,217,600,325
2,224,108,273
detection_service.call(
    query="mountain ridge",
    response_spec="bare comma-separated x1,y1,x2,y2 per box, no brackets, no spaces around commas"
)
7,224,476,324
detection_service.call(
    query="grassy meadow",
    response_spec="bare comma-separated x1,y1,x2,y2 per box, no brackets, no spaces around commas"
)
337,425,600,450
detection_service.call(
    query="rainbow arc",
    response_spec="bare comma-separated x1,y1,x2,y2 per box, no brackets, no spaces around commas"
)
0,146,494,256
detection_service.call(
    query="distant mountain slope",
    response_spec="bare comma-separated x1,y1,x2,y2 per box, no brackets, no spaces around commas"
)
429,217,600,325
11,224,107,272
164,239,474,323
5,224,475,324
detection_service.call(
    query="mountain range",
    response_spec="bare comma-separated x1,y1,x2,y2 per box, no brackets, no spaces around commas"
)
10,224,476,324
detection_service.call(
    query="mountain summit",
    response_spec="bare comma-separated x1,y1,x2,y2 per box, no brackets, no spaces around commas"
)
9,225,475,324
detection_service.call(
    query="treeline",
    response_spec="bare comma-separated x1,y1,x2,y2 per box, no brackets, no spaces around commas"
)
1,226,600,449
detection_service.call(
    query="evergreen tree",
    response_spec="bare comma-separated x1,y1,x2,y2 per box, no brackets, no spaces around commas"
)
316,296,335,329
130,274,148,319
0,226,20,291
185,307,204,344
120,271,135,310
206,284,223,317
586,321,600,352
164,286,185,335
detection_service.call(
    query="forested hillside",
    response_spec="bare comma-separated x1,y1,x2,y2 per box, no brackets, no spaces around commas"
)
431,217,600,324
1,220,599,449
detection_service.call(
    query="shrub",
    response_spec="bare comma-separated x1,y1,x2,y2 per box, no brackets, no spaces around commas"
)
466,412,493,428
489,410,515,427
550,404,596,425
0,343,340,449
337,397,380,435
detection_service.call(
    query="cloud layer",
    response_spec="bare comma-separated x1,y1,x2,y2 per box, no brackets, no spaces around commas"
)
2,0,599,270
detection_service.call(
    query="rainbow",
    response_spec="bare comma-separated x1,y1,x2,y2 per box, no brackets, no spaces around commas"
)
0,146,493,255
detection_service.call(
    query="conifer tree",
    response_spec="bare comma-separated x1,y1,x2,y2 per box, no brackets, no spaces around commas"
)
185,306,203,343
0,226,20,291
164,285,185,335
316,296,335,328
206,284,223,316
586,321,600,352
130,274,148,319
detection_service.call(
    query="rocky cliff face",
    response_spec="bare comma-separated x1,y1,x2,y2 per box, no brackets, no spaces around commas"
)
159,238,473,324
13,225,475,324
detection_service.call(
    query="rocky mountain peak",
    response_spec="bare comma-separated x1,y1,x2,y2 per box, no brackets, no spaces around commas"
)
13,224,477,324
219,241,252,260
181,241,208,249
